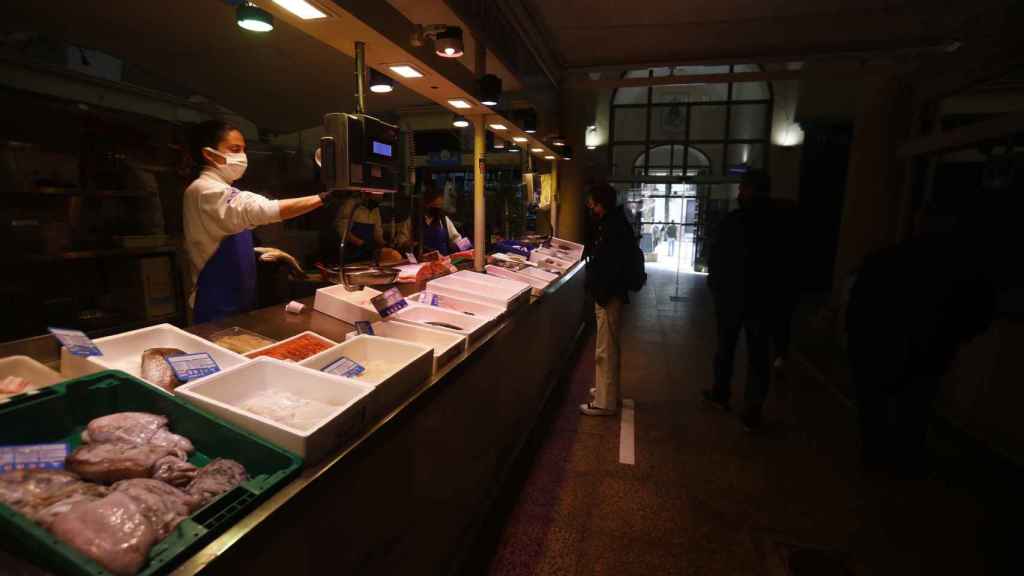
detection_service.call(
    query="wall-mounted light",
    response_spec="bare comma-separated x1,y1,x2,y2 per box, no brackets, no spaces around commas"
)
272,0,326,19
774,122,805,147
388,64,424,79
452,115,470,128
478,74,502,107
447,99,472,109
585,124,600,150
237,2,274,32
368,69,394,93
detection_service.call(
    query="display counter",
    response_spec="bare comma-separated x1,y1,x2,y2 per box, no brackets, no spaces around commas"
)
0,262,588,575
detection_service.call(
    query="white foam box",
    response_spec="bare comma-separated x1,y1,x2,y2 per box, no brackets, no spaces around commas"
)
529,250,576,273
343,321,466,374
175,357,372,462
407,291,505,323
548,237,584,262
60,323,248,395
299,335,433,423
0,356,64,402
387,305,490,345
485,264,557,296
313,285,382,324
427,270,531,311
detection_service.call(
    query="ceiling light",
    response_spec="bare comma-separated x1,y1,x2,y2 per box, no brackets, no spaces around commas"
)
493,138,506,149
272,0,326,19
508,144,521,153
544,155,556,160
512,137,528,143
489,123,507,131
448,99,471,109
388,64,424,78
452,115,470,128
531,147,543,153
368,69,394,93
561,145,574,160
434,26,464,58
478,74,502,107
587,145,597,150
520,109,537,134
551,136,566,147
237,2,274,32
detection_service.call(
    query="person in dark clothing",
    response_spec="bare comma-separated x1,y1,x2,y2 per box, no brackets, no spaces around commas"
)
582,184,634,416
703,170,778,431
846,210,995,474
770,198,801,372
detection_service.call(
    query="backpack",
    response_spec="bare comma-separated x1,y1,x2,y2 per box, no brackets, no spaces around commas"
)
628,238,647,292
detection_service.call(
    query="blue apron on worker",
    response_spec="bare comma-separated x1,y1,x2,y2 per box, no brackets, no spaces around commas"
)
422,219,450,256
193,230,256,324
345,221,376,262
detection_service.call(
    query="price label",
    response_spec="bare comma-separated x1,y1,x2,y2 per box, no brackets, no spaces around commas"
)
48,328,102,357
355,321,375,336
370,287,408,318
165,353,220,382
406,252,418,264
455,237,473,251
419,291,440,307
323,356,365,378
0,443,68,473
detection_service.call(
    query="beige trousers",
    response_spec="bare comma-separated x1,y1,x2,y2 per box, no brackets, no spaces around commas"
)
594,298,623,410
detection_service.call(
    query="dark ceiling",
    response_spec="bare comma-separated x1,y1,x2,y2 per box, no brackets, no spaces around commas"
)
3,0,431,132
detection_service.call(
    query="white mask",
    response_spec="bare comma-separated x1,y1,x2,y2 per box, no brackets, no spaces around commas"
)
204,147,248,182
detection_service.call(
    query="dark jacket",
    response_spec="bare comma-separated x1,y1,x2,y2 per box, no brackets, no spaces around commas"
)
706,197,781,314
585,206,634,306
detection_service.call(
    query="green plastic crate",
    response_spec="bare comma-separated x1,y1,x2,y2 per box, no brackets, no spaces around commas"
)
0,370,303,576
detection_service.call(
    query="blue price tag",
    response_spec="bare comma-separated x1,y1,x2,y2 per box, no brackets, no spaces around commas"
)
355,321,374,336
322,356,365,378
48,327,102,357
419,292,440,307
165,353,220,382
0,443,68,473
371,288,408,318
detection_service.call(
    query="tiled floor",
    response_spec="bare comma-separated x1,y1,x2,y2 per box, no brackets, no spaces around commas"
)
477,267,1005,576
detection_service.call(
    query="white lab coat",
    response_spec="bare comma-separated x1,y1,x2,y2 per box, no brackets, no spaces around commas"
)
183,169,281,306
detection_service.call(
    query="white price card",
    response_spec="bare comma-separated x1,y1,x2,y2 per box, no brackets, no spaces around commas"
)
48,327,102,357
165,353,220,382
419,292,440,306
370,287,408,318
455,237,473,251
323,356,365,378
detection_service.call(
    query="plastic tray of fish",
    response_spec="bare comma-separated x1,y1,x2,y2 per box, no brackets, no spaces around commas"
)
0,356,64,403
387,305,490,345
175,358,372,463
406,291,505,323
60,324,248,396
426,270,531,311
0,370,302,576
343,321,466,374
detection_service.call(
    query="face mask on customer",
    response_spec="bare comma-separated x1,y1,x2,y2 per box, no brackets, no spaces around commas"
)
204,147,248,182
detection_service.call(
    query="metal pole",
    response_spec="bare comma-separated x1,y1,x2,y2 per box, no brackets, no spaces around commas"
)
355,41,366,115
550,158,558,237
474,117,486,271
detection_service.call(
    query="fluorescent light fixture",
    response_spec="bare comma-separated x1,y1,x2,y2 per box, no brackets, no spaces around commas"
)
493,139,505,149
389,64,423,79
489,123,507,130
544,155,556,160
525,128,537,134
512,137,528,143
587,145,597,150
272,0,326,19
531,147,543,153
448,99,471,109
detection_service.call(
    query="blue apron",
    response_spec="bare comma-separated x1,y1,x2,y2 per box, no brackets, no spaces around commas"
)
422,219,450,256
193,230,256,324
345,221,376,262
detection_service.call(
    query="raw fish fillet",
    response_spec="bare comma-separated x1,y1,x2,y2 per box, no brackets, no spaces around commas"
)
187,459,247,506
66,443,177,484
151,455,198,488
112,479,197,539
50,491,156,576
82,412,193,458
0,375,31,396
140,348,186,391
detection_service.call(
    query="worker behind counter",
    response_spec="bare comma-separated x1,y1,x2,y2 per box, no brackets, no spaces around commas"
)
334,192,387,262
183,120,335,324
421,185,465,256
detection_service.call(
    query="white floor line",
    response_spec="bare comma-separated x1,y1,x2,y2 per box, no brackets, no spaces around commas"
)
619,398,636,465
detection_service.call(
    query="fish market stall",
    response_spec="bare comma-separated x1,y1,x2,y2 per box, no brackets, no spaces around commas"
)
0,261,587,575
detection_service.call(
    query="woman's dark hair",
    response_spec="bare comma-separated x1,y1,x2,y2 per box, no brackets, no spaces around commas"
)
588,183,619,211
187,119,239,176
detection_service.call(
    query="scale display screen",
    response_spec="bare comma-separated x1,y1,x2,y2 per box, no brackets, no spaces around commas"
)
372,140,393,158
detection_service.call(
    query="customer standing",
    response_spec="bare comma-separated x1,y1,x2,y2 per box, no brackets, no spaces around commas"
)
703,170,777,431
582,184,635,416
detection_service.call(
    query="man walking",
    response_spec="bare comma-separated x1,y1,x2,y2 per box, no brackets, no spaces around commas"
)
703,170,777,431
582,184,635,416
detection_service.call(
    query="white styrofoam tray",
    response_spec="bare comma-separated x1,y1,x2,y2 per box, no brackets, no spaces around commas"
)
299,335,433,422
175,357,372,462
243,331,335,362
0,356,64,401
59,323,248,395
485,264,556,296
313,284,382,324
344,321,466,374
407,291,504,322
427,271,530,311
529,250,576,272
548,237,584,261
388,305,490,344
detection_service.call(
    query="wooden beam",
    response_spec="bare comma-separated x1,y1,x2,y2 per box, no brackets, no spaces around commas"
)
898,109,1024,157
581,70,801,89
